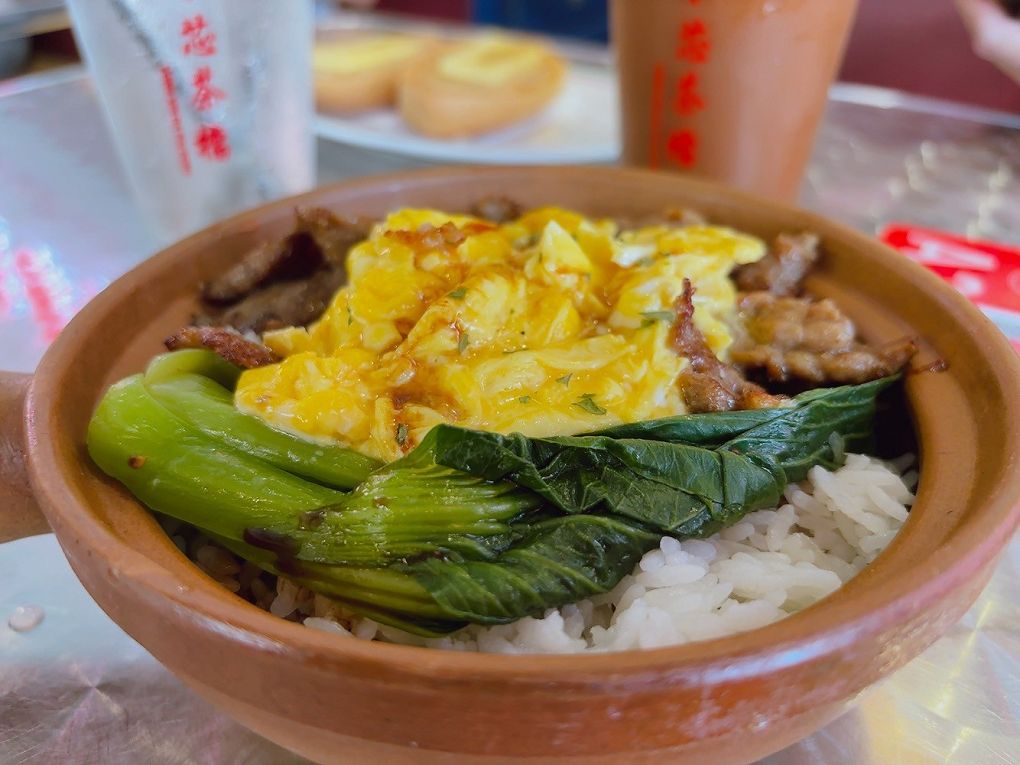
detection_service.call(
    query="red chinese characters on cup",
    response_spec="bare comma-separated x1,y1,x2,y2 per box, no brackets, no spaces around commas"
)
672,72,704,116
181,14,217,57
676,19,710,64
880,224,1020,352
180,13,231,164
191,66,225,112
159,14,232,173
667,130,698,167
653,0,711,169
194,124,231,161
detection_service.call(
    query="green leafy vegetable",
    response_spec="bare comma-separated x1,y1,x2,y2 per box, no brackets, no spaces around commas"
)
143,347,241,389
573,393,607,415
639,309,676,327
448,287,468,300
588,379,892,482
142,352,379,489
417,378,894,537
87,352,896,635
556,373,572,386
87,376,343,542
245,460,541,566
407,515,659,624
458,333,470,354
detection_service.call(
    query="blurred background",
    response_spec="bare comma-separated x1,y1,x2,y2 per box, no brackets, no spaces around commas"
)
2,0,1019,112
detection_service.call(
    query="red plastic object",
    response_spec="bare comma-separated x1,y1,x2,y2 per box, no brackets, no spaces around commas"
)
880,224,1020,352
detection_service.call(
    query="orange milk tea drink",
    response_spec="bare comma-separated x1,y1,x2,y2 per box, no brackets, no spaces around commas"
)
612,0,859,200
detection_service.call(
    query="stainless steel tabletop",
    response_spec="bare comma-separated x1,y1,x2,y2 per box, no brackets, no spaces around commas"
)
1,65,1018,765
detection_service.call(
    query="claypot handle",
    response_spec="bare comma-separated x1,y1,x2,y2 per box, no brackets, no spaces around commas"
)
0,372,49,542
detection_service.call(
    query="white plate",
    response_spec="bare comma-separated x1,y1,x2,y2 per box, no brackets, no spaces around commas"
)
314,63,620,165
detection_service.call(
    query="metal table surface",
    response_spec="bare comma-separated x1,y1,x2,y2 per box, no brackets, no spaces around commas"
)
1,66,1018,765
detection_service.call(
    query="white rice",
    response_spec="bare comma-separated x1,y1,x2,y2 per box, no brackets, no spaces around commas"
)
286,453,915,654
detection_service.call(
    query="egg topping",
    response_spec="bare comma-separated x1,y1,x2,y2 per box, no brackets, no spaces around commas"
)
235,207,766,462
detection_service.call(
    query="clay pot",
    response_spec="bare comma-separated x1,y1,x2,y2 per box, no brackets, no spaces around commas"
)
2,166,1018,765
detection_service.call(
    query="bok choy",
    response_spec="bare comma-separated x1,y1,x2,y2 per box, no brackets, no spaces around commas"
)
87,350,895,635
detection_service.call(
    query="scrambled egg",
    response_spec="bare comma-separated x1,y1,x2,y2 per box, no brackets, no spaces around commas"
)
235,207,766,462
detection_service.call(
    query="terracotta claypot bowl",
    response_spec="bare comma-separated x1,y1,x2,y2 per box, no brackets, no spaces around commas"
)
2,166,1019,765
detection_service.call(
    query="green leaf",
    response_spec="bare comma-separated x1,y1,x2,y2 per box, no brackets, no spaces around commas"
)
590,378,895,482
407,515,660,624
420,378,895,537
144,368,379,489
518,395,531,404
143,348,241,389
448,287,468,299
245,461,541,566
87,376,343,544
458,333,470,354
573,393,607,415
216,534,464,636
640,309,676,323
556,373,572,386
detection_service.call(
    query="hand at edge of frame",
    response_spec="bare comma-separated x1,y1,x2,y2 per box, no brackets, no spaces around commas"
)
956,0,1020,86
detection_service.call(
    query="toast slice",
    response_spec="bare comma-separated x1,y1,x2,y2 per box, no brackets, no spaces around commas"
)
315,34,437,113
398,34,567,139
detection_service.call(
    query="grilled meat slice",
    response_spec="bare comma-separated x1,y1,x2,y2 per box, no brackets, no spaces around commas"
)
164,326,279,369
731,292,917,385
734,232,820,296
671,279,788,413
470,196,523,224
200,208,372,305
295,207,374,267
197,266,347,335
201,235,323,305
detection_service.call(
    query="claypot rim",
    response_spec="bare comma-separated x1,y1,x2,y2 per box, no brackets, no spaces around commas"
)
24,164,1020,687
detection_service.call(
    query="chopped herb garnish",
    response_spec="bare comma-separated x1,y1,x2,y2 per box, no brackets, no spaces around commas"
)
395,423,408,447
573,394,607,415
556,373,572,386
346,304,354,327
458,333,470,354
640,309,676,329
518,396,531,404
636,256,656,268
640,310,676,323
448,287,467,300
